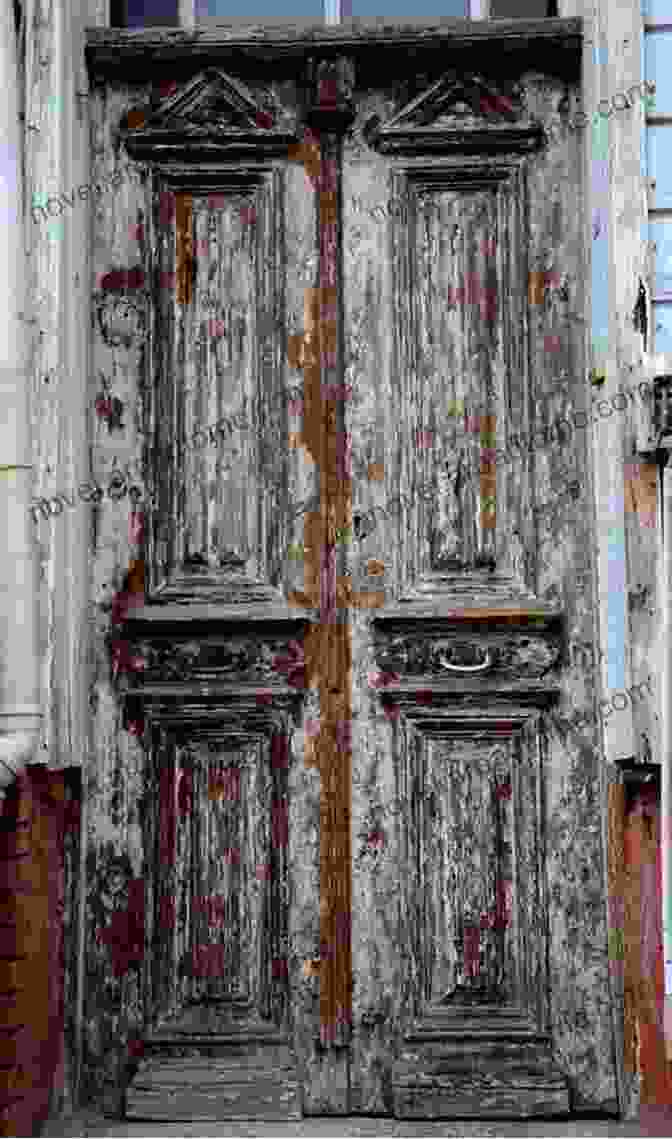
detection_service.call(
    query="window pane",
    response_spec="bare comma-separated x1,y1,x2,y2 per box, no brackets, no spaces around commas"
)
196,0,323,18
347,1,467,17
653,303,672,355
111,0,178,25
490,0,555,15
647,126,672,208
645,31,671,115
644,0,672,24
650,219,672,299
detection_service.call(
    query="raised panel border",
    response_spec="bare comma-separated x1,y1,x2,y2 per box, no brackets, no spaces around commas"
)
394,710,549,1032
143,164,287,601
388,158,536,603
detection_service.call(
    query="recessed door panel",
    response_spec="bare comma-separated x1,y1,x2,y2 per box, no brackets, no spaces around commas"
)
148,732,290,1036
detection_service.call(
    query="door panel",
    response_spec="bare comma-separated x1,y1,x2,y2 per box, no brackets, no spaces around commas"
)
421,740,514,1007
147,732,290,1036
148,168,287,595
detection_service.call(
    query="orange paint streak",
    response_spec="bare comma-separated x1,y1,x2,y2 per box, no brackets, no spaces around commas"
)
289,130,353,1044
624,792,672,1111
480,413,497,532
175,194,193,307
624,461,658,529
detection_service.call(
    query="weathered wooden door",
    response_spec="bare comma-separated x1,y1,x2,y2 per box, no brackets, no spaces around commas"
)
85,20,616,1121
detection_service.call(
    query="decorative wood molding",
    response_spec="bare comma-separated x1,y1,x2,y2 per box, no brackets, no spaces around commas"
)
364,73,544,158
391,710,569,1117
374,629,561,680
387,157,537,604
372,603,563,705
85,22,583,84
143,165,287,601
125,715,300,1120
305,55,356,134
119,632,310,688
120,69,298,165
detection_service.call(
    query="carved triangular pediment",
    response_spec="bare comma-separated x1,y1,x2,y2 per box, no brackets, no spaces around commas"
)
386,73,521,129
146,70,276,132
121,69,298,162
367,72,543,157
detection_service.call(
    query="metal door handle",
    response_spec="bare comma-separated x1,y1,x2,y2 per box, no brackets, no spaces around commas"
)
438,648,492,673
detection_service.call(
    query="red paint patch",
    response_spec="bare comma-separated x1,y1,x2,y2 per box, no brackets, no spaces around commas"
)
255,110,274,129
110,639,146,681
272,799,288,848
192,944,225,978
271,734,289,769
95,397,112,419
127,1037,145,1059
193,895,227,923
209,318,226,337
256,864,272,881
336,720,352,753
100,269,125,292
158,80,178,99
99,267,145,292
159,192,175,226
367,670,400,689
98,878,145,977
544,334,562,353
272,957,288,978
177,767,192,816
318,78,338,108
273,641,306,688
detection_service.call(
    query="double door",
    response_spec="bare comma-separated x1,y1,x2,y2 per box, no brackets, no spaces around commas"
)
87,21,589,1117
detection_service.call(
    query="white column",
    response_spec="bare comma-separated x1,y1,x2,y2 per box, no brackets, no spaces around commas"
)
0,0,43,795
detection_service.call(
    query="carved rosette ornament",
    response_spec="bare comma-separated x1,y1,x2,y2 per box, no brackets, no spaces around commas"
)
95,293,146,349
